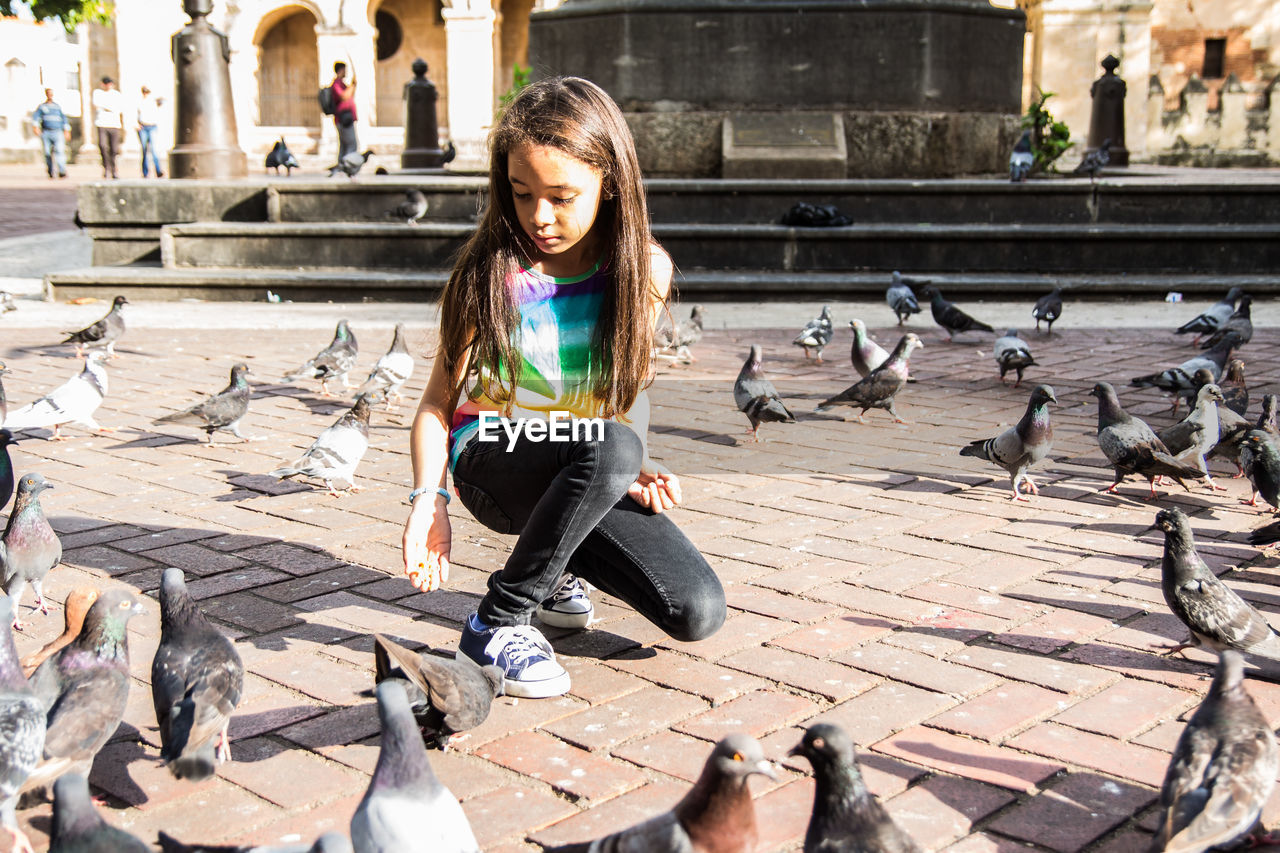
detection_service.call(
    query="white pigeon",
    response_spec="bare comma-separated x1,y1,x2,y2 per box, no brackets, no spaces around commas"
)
355,324,415,408
3,353,110,439
270,392,376,495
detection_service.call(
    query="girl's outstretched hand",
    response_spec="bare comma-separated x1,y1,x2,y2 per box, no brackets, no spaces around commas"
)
403,497,451,592
628,458,681,514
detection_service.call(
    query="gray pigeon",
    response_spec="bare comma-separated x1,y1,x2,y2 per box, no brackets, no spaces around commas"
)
1155,508,1280,662
3,352,110,439
264,138,300,176
388,190,428,225
1131,335,1238,413
158,832,354,853
790,723,921,853
153,363,254,442
1032,286,1062,334
49,772,150,852
1,473,61,630
152,568,244,782
849,319,890,378
329,149,374,179
23,589,146,797
733,346,795,442
993,330,1036,387
1009,129,1033,183
885,271,924,326
350,680,480,853
544,733,778,853
960,384,1056,501
372,633,502,750
60,295,127,358
655,305,705,363
1158,383,1226,490
919,285,994,341
794,306,835,362
0,429,15,512
284,320,359,395
354,325,415,408
0,597,45,853
270,392,377,495
1220,359,1248,417
1201,295,1253,351
1240,431,1280,511
1149,649,1278,853
0,360,8,426
1177,287,1243,345
817,333,923,424
1090,382,1204,499
1072,138,1110,180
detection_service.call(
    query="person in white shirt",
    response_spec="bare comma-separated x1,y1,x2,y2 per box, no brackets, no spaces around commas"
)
91,76,125,179
136,85,164,178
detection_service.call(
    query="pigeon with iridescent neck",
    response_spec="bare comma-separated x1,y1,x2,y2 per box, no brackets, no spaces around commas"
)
849,319,889,378
817,334,922,423
284,320,359,396
1090,382,1204,499
1177,287,1243,345
1,473,61,630
0,597,44,853
355,324,415,408
153,363,254,442
1201,294,1253,350
960,384,1056,501
733,346,795,442
270,392,377,495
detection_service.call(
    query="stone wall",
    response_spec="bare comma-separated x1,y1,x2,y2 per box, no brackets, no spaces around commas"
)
1145,72,1280,165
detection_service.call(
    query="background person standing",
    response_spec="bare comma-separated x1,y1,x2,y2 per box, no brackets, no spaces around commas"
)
136,85,164,178
31,88,70,179
330,61,358,161
92,76,125,179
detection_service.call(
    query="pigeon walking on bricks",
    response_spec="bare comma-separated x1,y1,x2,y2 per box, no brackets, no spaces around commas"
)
1158,383,1226,490
354,325,415,408
1201,295,1253,351
1,473,61,631
1032,286,1063,334
960,384,1056,501
0,430,14,512
387,190,428,225
1231,397,1280,485
0,597,45,853
544,734,777,853
655,304,705,364
1219,359,1248,417
919,285,994,342
1090,382,1204,499
264,138,300,176
270,392,377,495
329,149,374,179
1240,432,1280,511
158,831,354,853
790,723,921,853
23,589,146,798
885,271,924,326
3,352,110,440
48,773,150,853
372,633,503,750
1150,649,1277,853
1130,335,1239,414
849,319,890,378
1210,400,1252,479
794,306,835,363
22,587,97,677
61,295,127,359
993,330,1036,387
817,333,922,424
153,363,255,443
1009,129,1034,183
733,345,795,442
284,320,359,396
350,680,480,853
1176,287,1244,344
152,568,244,782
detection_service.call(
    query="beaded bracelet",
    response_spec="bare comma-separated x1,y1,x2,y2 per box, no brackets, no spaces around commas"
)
407,486,451,506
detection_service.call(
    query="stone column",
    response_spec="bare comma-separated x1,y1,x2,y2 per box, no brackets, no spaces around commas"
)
443,1,496,171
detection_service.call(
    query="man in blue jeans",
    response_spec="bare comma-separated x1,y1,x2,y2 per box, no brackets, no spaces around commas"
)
31,89,70,179
136,85,164,178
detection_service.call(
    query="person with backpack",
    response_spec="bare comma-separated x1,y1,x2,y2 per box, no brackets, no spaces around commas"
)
328,61,358,161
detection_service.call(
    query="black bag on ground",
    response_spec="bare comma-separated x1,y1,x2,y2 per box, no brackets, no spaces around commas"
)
780,202,853,227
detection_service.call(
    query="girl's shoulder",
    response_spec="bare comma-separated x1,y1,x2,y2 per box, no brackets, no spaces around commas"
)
649,243,673,300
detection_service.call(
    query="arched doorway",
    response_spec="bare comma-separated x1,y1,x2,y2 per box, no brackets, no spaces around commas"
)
371,0,447,128
257,7,320,128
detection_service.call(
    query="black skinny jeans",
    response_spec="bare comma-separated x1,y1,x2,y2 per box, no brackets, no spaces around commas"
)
452,420,725,642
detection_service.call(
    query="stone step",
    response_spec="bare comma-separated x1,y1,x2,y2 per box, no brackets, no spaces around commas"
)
158,221,1280,274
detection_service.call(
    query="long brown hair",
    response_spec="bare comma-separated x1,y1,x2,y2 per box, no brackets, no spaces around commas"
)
438,76,656,420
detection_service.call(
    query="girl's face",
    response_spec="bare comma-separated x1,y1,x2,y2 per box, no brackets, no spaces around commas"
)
507,143,604,275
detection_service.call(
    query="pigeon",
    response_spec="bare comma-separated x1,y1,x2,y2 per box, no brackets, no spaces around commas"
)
919,285,994,341
350,680,480,853
152,568,244,782
817,333,923,424
0,360,8,426
1073,138,1111,179
993,330,1036,387
0,597,45,853
354,324,415,407
1155,507,1280,661
158,831,354,853
22,587,98,677
284,320,359,395
372,633,503,750
1240,431,1280,511
733,345,795,442
0,293,15,314
790,723,921,853
1201,294,1253,351
960,383,1056,501
544,733,778,853
23,589,146,797
60,295,127,358
0,430,14,512
329,149,374,179
1209,399,1252,479
269,392,377,495
1248,518,1280,550
849,319,890,378
441,141,457,166
1089,382,1204,499
265,138,299,176
1219,359,1248,417
655,304,705,363
387,190,428,225
1009,129,1034,183
153,363,254,443
1032,286,1062,334
1,473,61,630
794,306,835,362
1130,335,1238,413
1158,383,1226,490
1229,401,1280,488
48,772,150,852
885,271,924,326
2,352,110,439
1149,649,1277,853
1176,287,1243,345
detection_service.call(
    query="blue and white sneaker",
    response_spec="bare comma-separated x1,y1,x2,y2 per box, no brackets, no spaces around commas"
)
457,616,570,698
536,574,595,630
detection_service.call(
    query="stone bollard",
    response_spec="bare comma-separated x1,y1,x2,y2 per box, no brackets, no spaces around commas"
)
1086,55,1129,167
168,0,247,178
401,58,448,170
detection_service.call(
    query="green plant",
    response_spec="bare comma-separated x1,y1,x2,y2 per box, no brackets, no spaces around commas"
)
0,0,113,32
1021,89,1073,173
497,64,532,119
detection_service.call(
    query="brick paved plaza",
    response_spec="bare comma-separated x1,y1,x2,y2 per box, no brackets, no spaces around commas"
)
1,305,1278,851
